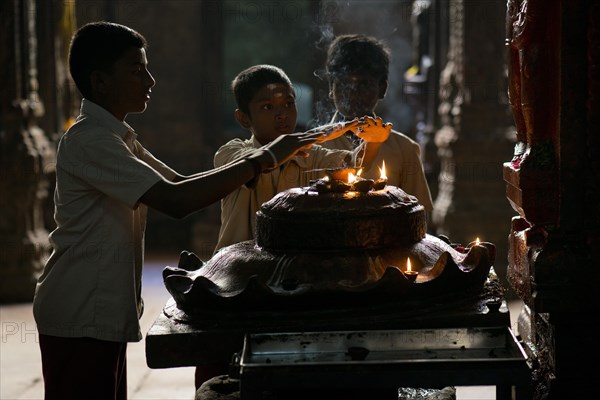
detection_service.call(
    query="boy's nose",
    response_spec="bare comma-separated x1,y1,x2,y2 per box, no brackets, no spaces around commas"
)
274,106,288,119
146,70,156,88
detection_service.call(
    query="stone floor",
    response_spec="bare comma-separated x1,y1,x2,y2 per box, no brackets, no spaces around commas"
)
1,254,523,400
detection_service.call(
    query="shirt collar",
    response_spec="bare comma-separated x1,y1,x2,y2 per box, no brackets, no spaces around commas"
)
80,98,137,141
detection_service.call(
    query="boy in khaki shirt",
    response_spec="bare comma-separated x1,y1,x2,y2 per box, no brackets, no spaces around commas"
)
197,63,390,388
213,64,391,252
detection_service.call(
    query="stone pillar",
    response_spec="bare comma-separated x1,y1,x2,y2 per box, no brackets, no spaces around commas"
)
0,0,55,302
431,0,515,282
504,0,600,397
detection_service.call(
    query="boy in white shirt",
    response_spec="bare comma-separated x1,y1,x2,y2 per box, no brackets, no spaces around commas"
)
33,22,323,400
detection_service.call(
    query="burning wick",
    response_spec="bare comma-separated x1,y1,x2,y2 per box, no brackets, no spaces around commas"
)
379,161,387,180
347,172,357,184
372,161,388,190
403,257,418,282
467,237,481,248
348,168,374,193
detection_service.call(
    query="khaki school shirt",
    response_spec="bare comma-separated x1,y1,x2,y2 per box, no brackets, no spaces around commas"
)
213,136,351,252
33,99,176,343
320,130,434,212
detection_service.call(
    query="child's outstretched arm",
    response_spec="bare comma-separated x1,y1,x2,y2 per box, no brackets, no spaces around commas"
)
139,131,322,218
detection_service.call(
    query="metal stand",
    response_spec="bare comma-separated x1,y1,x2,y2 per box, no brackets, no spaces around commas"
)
236,327,531,400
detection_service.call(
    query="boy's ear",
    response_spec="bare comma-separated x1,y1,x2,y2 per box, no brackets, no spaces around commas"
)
90,70,109,94
234,109,252,129
378,80,388,99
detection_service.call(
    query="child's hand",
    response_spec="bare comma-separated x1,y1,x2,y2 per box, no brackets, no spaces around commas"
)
310,116,392,144
354,116,392,143
261,131,322,170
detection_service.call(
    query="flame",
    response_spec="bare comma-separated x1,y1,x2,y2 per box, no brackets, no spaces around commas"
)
379,161,387,179
356,168,363,177
347,172,357,184
406,257,412,272
475,237,480,245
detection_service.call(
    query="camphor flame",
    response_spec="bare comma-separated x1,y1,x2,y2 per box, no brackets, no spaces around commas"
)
347,172,357,184
379,161,387,180
347,169,363,184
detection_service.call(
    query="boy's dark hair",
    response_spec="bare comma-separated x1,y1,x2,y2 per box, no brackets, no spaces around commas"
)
232,64,294,115
69,21,147,100
325,34,390,82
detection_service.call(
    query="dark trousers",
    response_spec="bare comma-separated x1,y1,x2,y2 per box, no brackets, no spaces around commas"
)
39,334,128,400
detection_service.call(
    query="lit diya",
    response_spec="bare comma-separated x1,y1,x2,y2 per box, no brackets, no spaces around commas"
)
402,257,419,282
309,161,388,194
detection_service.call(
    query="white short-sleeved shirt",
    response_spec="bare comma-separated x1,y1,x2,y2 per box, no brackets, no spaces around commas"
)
33,99,176,343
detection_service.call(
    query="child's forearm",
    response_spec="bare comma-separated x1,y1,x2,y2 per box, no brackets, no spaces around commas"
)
140,157,261,218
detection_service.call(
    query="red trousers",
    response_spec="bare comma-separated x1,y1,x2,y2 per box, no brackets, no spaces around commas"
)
39,334,127,400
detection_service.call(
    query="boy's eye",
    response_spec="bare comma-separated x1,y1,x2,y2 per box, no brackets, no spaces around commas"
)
285,100,295,108
262,104,273,110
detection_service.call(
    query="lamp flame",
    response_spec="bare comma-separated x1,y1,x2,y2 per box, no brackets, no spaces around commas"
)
379,161,387,180
475,237,480,245
406,257,412,272
347,172,357,184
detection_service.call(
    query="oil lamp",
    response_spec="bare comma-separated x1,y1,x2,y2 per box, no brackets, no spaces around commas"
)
372,161,388,190
349,169,375,193
403,257,418,282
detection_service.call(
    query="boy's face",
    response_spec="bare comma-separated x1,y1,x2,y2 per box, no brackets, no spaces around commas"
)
93,47,155,121
237,83,297,145
331,73,386,119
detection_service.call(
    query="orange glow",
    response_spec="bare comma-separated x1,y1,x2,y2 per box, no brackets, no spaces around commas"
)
379,161,387,179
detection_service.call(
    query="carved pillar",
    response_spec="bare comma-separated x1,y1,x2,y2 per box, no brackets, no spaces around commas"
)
1,0,55,302
432,0,515,280
404,0,450,201
504,0,600,398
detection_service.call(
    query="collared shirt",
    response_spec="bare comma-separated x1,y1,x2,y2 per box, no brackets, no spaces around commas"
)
33,99,176,343
320,115,434,213
213,136,351,252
